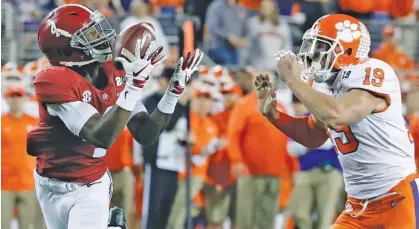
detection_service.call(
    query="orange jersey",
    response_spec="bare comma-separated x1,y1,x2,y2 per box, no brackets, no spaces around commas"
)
227,92,289,177
389,0,414,18
239,0,261,10
374,0,391,13
106,127,134,171
339,0,375,13
2,113,38,191
179,112,219,180
372,42,415,72
206,109,236,186
150,0,184,7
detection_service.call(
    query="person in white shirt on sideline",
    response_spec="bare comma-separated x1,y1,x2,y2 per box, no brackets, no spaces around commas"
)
243,0,292,71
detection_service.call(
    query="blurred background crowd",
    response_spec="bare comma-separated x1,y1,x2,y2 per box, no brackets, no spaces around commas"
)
1,0,419,229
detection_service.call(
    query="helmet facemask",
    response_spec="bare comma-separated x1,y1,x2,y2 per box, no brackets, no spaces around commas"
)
298,29,344,83
70,11,116,65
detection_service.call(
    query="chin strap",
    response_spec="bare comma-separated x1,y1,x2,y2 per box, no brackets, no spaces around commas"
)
59,47,113,67
59,59,98,67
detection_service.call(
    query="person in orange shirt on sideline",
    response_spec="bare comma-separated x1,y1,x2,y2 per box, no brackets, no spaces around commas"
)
1,86,39,229
227,71,289,229
149,0,184,15
205,80,243,229
106,127,135,228
167,86,226,229
372,24,415,79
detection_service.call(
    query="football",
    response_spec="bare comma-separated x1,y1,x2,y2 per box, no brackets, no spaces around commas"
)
113,22,156,69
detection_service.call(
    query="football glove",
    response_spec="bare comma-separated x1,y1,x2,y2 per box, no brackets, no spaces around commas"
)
115,38,165,89
157,49,203,114
168,49,203,96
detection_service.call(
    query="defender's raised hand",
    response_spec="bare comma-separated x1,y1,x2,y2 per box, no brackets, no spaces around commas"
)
255,74,279,120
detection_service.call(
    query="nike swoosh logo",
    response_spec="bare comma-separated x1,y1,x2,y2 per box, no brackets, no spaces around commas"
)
124,90,128,100
133,64,149,77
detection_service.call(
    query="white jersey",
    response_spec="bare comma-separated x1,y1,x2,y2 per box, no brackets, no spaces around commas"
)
314,58,415,199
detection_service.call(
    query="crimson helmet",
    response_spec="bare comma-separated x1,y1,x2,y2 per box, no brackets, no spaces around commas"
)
38,4,116,67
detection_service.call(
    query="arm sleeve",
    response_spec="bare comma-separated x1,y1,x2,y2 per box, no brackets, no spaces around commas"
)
34,69,79,103
227,102,247,164
273,113,329,148
46,101,99,136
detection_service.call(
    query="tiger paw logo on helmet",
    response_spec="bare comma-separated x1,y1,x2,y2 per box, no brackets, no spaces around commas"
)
335,20,362,43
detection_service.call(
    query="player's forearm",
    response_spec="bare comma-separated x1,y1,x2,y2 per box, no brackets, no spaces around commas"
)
271,112,328,148
80,106,131,149
286,78,343,129
80,82,145,148
128,108,172,146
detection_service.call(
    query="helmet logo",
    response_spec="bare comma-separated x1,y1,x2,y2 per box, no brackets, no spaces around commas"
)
47,19,72,38
335,20,361,43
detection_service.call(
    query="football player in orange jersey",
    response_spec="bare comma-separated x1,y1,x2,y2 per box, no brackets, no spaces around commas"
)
256,14,416,229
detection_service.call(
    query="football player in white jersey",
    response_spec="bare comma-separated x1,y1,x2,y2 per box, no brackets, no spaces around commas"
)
256,14,417,229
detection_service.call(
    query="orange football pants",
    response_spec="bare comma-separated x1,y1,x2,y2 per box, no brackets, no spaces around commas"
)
333,173,419,229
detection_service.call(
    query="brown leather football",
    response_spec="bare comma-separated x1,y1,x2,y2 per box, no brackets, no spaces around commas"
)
112,22,156,69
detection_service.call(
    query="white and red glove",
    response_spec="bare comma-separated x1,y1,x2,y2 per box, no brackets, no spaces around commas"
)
158,49,203,114
116,38,165,89
115,38,165,111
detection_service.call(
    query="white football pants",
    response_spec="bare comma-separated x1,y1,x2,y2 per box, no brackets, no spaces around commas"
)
34,170,113,229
